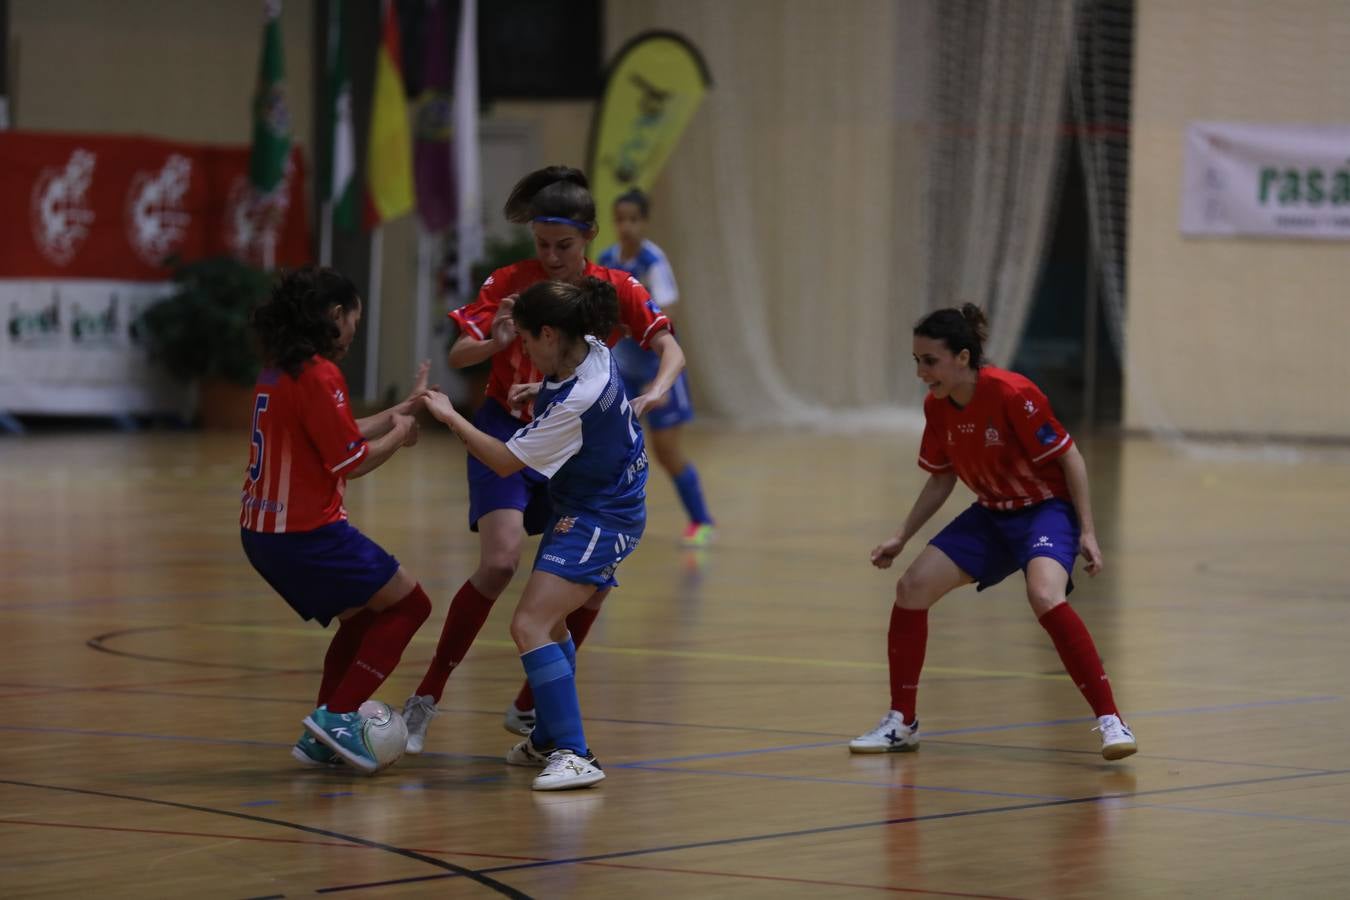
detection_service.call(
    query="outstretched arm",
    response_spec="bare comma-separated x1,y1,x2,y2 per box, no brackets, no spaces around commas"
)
423,390,524,478
870,472,959,569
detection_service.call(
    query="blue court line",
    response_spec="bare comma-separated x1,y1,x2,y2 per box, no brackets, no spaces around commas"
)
926,738,1336,772
1126,801,1350,828
611,695,1342,768
0,723,503,765
11,719,1338,811
240,800,279,808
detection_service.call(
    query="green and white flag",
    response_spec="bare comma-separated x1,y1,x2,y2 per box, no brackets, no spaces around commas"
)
249,0,291,193
325,0,357,230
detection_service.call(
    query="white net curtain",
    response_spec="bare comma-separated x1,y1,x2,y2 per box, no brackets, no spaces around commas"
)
604,1,1076,427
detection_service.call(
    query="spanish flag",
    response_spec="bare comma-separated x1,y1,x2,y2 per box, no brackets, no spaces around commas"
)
364,0,413,228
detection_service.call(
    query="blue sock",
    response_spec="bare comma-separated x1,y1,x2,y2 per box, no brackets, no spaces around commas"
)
521,642,586,754
672,464,712,525
559,633,577,670
529,634,576,750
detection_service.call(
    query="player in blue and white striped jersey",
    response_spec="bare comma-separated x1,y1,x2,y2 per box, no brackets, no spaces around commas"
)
424,275,681,790
598,189,715,546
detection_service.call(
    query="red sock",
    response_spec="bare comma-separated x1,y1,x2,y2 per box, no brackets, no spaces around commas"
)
513,604,601,712
1038,602,1119,717
887,606,928,724
325,585,432,713
415,579,497,702
316,609,374,707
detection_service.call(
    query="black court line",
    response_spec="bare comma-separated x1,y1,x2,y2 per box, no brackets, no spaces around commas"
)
313,766,1350,894
87,626,304,672
0,778,531,900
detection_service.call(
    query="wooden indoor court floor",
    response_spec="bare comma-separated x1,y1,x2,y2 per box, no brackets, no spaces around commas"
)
2,425,1349,898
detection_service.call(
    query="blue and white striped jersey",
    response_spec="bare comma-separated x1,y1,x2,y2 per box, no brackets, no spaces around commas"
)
505,337,648,529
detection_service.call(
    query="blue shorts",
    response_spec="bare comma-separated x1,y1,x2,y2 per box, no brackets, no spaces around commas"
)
929,499,1080,595
467,398,552,535
533,511,646,588
622,370,694,431
241,521,400,627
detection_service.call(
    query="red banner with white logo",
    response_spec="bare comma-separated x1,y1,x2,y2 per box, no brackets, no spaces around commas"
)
1,131,310,417
0,130,311,279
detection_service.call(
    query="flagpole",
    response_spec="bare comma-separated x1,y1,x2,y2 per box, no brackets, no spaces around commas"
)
454,0,481,297
364,225,384,404
414,227,433,365
319,200,333,266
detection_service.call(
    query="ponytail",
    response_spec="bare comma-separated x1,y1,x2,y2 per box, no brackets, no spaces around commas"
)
513,276,619,342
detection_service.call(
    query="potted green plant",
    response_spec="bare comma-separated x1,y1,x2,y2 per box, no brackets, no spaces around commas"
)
138,255,271,430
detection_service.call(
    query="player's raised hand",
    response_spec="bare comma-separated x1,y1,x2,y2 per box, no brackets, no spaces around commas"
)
399,360,433,412
491,295,518,346
509,381,542,411
1079,531,1104,576
870,535,906,569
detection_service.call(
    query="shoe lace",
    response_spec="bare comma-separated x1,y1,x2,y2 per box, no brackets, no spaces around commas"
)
1092,716,1127,737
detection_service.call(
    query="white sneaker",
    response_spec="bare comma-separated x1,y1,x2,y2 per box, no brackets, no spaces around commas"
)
848,710,919,753
505,736,551,768
1094,714,1137,760
532,749,605,791
401,694,439,755
504,704,536,737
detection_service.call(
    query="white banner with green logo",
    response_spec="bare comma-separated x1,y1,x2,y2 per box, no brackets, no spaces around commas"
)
1,281,187,414
1182,122,1350,239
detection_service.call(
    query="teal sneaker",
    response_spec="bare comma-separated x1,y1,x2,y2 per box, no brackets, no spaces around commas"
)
291,730,340,767
303,706,378,773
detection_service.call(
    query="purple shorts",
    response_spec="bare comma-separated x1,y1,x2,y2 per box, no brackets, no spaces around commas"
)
929,499,1080,595
467,398,552,536
241,521,399,627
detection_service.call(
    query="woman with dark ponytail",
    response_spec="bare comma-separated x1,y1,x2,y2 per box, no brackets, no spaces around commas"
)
400,166,685,755
240,266,433,773
850,304,1138,761
422,276,650,790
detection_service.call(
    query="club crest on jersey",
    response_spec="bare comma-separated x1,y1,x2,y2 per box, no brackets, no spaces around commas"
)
984,423,1004,447
554,516,577,535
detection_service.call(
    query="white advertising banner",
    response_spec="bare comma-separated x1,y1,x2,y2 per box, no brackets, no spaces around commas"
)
1,280,188,414
1182,122,1350,239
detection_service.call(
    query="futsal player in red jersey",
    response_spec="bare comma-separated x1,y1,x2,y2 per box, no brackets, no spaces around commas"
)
240,266,432,773
401,166,686,753
850,304,1137,760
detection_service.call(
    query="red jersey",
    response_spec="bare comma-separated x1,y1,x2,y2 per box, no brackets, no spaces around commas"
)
240,357,367,533
918,366,1074,511
448,259,671,421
